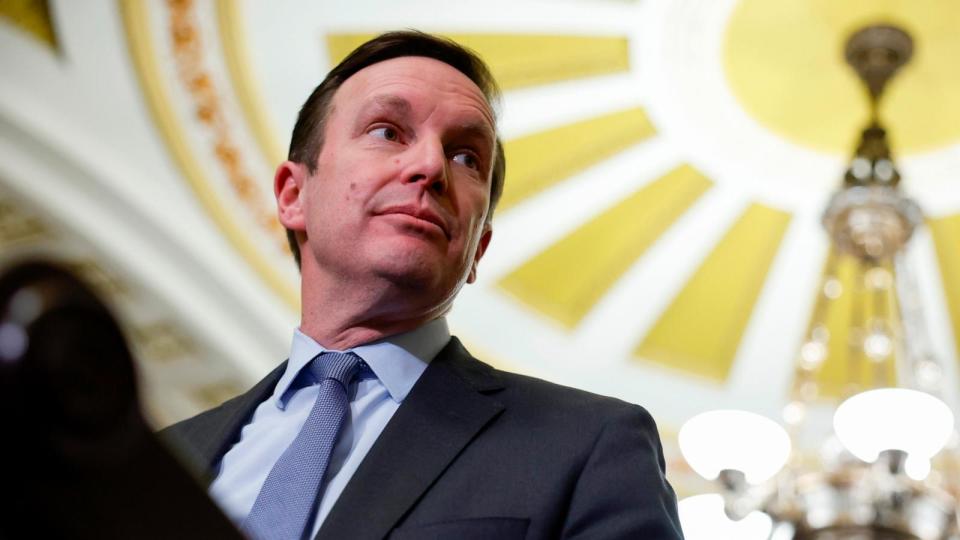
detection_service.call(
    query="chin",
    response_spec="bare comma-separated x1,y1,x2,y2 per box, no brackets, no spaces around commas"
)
363,235,467,295
375,257,465,299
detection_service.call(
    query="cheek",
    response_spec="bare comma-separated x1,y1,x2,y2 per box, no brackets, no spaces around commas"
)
464,188,491,226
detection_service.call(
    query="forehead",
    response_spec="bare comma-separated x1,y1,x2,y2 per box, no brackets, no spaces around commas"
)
331,56,496,131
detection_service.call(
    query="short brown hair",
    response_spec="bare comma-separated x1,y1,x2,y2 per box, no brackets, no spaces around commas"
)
285,30,506,267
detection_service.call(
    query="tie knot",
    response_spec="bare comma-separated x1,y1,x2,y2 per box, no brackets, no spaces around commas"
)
308,351,361,386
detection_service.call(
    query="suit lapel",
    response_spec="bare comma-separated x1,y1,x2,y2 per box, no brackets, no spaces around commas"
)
316,338,505,540
187,362,287,477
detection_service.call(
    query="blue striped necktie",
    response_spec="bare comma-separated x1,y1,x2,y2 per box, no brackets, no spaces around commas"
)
243,351,361,540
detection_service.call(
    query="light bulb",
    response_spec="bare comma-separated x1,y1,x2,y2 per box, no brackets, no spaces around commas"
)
811,325,830,343
823,279,842,299
679,410,790,484
782,401,805,426
915,359,943,389
865,267,892,289
904,454,931,481
800,341,826,368
863,328,892,360
678,494,772,540
834,388,954,467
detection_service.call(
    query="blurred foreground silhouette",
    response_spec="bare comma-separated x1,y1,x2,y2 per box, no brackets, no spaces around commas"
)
0,261,240,539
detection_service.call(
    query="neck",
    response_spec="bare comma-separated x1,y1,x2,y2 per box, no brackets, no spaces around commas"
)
298,266,449,351
299,309,437,351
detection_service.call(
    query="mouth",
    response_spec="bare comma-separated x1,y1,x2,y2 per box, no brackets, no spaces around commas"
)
378,204,450,239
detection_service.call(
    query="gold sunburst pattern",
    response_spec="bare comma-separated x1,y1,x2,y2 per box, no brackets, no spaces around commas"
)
637,203,792,381
725,0,960,154
0,0,57,49
5,0,959,499
500,164,712,329
113,0,960,421
326,33,631,90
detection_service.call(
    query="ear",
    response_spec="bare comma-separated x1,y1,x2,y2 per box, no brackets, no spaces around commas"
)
466,224,493,284
275,161,308,231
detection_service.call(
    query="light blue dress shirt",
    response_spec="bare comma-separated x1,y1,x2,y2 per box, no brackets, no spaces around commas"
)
209,318,449,538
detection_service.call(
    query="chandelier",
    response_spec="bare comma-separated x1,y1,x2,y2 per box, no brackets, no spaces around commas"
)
677,24,960,540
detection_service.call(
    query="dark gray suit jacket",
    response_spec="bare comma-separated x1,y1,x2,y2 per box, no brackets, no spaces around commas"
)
162,337,684,539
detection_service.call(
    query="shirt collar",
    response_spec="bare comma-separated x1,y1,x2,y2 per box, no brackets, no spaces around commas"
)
272,318,450,409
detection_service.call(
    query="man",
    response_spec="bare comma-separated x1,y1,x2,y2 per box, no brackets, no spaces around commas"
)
164,31,683,540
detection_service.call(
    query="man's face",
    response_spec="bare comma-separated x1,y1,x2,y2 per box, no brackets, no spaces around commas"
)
294,56,496,311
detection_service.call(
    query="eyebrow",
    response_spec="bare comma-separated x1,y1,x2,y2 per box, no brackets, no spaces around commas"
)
457,113,496,138
453,122,496,150
361,94,496,150
367,95,412,116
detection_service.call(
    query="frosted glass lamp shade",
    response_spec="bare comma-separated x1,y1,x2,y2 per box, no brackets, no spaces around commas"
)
833,388,954,477
678,494,773,540
678,409,791,484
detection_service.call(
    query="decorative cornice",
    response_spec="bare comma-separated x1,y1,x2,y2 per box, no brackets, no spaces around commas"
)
119,0,298,309
0,197,48,246
166,0,286,251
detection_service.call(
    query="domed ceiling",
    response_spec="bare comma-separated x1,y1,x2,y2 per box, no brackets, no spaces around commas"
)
1,0,959,496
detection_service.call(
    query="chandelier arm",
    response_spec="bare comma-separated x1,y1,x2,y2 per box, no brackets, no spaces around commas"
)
681,22,960,540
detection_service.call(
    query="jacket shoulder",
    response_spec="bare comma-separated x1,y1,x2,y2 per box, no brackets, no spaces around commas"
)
494,366,655,422
158,361,287,476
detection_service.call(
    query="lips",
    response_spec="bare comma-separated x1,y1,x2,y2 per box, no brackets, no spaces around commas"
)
377,204,450,239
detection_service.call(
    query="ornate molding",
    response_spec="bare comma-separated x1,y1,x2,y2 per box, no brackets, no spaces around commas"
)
0,197,48,246
132,321,198,363
166,0,285,251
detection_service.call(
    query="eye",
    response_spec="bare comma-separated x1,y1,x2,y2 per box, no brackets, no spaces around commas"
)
369,126,400,142
452,151,481,171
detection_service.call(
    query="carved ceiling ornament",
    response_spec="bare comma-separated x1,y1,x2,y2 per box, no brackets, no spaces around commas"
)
0,197,49,247
165,0,287,254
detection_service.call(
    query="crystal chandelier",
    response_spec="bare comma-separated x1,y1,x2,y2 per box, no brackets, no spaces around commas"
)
677,24,959,540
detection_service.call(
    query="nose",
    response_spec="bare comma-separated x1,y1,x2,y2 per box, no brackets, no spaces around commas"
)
405,137,448,195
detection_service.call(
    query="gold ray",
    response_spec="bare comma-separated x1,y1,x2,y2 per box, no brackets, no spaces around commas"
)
500,107,656,211
326,33,630,90
929,214,960,360
499,164,712,329
635,203,792,381
0,0,57,49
